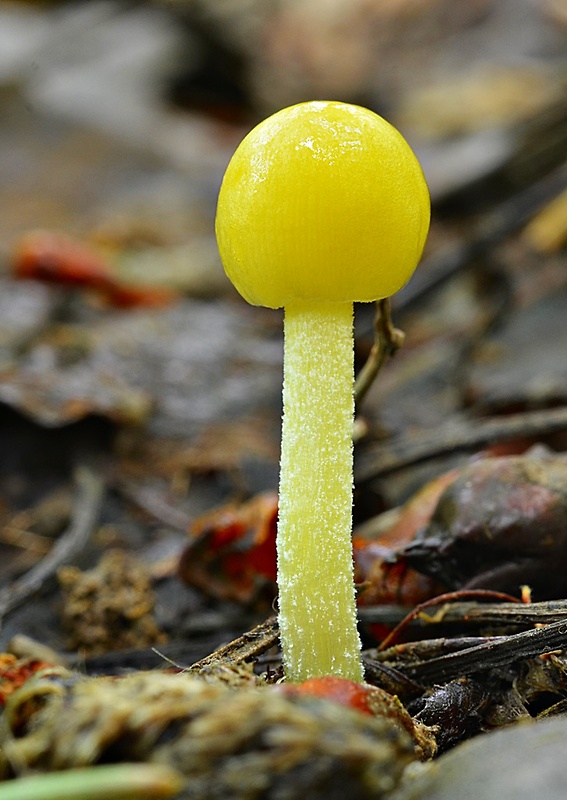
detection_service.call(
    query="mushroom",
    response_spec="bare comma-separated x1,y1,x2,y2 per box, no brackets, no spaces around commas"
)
215,100,430,682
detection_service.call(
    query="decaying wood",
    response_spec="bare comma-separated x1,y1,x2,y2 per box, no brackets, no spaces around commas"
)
371,619,567,685
359,598,567,631
189,615,279,670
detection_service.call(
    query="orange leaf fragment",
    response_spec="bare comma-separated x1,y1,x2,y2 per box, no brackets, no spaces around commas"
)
0,654,53,707
12,230,176,308
178,492,278,605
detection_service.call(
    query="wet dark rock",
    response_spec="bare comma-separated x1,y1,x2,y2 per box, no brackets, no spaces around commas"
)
393,715,567,800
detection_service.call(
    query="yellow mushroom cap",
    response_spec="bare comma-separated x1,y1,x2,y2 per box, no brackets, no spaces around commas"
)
215,100,430,309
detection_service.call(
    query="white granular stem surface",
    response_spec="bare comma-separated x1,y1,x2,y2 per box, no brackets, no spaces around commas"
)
277,300,362,683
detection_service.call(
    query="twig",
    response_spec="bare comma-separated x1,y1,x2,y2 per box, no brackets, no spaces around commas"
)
396,157,567,310
376,590,520,652
359,599,567,631
356,405,567,484
189,615,279,671
115,478,191,531
0,465,104,630
354,298,405,409
390,618,567,684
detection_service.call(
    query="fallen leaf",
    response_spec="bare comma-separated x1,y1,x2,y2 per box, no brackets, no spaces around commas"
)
12,229,177,308
399,450,567,599
178,492,278,605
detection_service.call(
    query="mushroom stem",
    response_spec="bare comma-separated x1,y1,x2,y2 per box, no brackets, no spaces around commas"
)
278,299,363,683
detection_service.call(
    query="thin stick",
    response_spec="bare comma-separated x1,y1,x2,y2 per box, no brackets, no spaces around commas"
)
115,478,191,531
397,162,567,310
354,298,405,409
376,590,520,652
356,405,567,484
0,466,104,630
397,618,567,683
189,616,279,671
359,598,567,630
